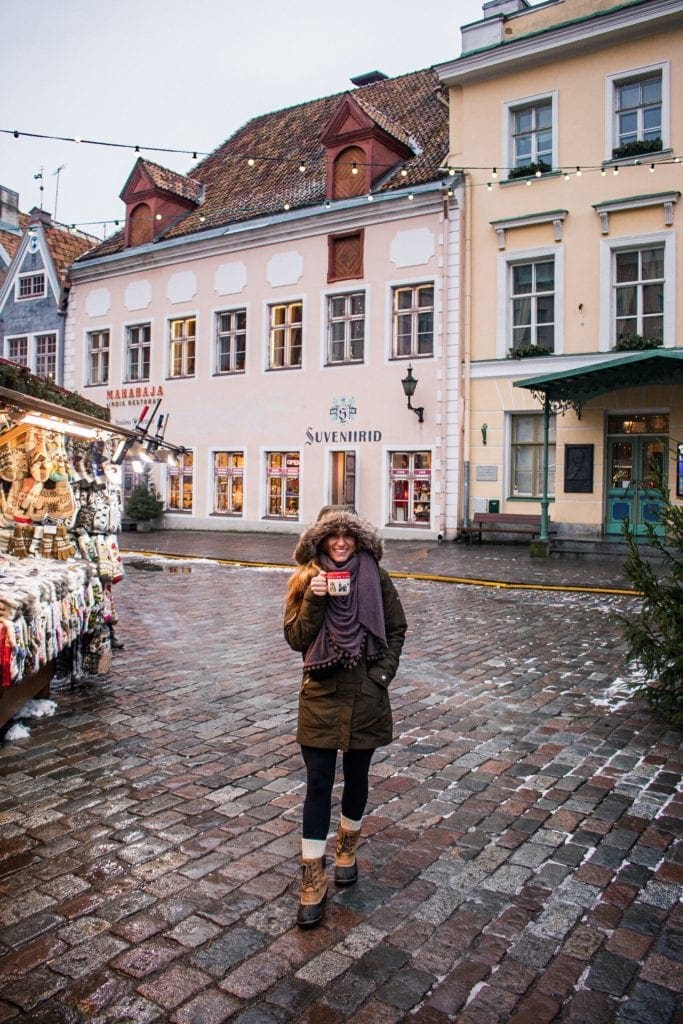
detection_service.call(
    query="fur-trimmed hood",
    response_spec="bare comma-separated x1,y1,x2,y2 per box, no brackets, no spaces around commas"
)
293,507,383,565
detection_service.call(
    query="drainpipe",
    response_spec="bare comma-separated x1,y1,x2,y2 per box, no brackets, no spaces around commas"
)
540,393,551,542
462,171,473,528
439,189,450,541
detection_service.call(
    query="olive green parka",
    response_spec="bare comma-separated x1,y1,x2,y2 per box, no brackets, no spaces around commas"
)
284,510,407,751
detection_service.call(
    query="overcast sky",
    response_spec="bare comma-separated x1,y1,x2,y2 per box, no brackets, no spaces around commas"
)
1,0,497,238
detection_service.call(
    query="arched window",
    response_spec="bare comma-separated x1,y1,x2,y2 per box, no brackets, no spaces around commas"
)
333,146,365,199
128,202,153,246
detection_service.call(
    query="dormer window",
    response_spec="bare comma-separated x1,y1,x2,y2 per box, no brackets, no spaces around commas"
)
333,147,366,199
321,94,414,202
120,157,203,249
128,203,153,247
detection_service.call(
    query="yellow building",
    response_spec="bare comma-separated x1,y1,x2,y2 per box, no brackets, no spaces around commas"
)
438,0,683,548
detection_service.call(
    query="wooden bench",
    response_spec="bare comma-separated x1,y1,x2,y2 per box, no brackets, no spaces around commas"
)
460,512,554,544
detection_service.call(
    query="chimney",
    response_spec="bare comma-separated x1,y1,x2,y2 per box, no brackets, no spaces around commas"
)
29,207,52,227
350,71,388,87
0,187,20,232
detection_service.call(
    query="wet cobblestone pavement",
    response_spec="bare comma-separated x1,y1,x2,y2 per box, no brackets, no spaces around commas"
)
0,536,681,1023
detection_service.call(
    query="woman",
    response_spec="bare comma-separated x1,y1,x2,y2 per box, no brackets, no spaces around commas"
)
284,506,407,927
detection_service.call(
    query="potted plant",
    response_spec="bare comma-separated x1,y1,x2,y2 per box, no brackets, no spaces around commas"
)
125,480,164,532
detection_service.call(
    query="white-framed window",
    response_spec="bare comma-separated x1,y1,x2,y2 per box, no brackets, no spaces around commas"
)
268,302,302,369
502,92,557,178
5,333,57,376
496,246,563,359
6,336,28,366
327,291,365,364
167,449,194,512
213,451,244,515
125,323,151,382
599,232,674,351
87,330,109,385
606,64,667,158
35,333,57,378
215,309,246,374
392,284,434,358
509,413,555,498
168,316,196,378
265,451,300,518
388,451,432,526
614,244,664,345
16,272,45,300
510,258,555,354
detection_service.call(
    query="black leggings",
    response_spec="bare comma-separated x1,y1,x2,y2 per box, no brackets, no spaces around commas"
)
301,746,375,841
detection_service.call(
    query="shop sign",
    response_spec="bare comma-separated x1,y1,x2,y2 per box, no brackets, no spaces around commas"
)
305,428,382,446
106,384,164,408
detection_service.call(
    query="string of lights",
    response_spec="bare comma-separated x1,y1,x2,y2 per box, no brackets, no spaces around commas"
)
5,126,679,233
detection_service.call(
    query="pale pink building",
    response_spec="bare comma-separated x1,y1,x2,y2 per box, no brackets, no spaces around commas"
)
66,69,463,539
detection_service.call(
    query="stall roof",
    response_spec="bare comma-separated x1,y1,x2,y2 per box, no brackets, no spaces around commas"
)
514,350,683,405
0,385,135,439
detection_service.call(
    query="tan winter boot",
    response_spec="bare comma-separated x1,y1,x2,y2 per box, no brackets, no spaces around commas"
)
334,825,361,886
296,856,328,928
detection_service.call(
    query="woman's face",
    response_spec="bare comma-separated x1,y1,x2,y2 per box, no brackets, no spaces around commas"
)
324,531,357,564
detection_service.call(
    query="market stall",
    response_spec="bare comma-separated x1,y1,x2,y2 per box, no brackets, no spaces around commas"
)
0,369,131,731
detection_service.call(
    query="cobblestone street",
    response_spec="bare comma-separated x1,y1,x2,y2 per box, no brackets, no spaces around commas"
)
0,545,681,1023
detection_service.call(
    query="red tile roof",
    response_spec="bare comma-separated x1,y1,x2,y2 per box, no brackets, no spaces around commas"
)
80,66,449,262
43,221,99,277
135,158,204,204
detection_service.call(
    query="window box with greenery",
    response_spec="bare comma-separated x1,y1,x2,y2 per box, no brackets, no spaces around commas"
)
508,343,552,360
125,481,164,531
508,160,552,180
614,334,663,352
611,138,662,161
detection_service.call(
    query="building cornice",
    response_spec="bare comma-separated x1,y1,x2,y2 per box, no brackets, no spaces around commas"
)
68,182,458,284
437,0,683,85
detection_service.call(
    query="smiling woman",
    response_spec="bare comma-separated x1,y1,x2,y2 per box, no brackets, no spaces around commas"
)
283,504,407,928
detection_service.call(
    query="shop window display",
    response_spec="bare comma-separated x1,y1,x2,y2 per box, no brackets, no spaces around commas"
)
389,451,431,525
267,451,300,518
213,451,244,515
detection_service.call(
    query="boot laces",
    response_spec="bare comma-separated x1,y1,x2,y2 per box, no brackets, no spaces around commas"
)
337,830,358,856
301,862,320,892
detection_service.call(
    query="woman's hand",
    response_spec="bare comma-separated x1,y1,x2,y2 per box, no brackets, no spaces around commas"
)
309,571,328,597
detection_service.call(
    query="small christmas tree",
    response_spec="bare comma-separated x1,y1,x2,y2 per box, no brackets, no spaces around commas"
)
125,481,164,523
620,473,683,727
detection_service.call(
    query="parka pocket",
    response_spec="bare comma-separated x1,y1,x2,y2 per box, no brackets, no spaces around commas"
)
301,676,338,697
360,676,387,701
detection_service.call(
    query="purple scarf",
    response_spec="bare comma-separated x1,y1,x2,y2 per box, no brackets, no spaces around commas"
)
303,550,388,674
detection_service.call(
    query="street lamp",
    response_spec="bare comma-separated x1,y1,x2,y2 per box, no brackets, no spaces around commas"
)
401,364,424,423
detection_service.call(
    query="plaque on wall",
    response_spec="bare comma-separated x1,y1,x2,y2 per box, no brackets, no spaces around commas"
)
475,465,498,482
564,444,594,493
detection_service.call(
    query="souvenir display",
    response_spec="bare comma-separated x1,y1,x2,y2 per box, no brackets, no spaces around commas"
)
0,405,126,725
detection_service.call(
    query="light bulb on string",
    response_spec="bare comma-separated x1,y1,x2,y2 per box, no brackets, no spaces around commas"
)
401,167,408,177
351,162,358,175
491,167,497,179
299,161,306,173
247,157,255,167
563,170,570,181
576,167,582,177
601,167,606,176
613,166,619,175
487,181,492,191
535,168,542,177
649,163,655,172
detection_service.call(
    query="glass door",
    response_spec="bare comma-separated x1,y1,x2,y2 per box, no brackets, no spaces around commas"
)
606,430,667,537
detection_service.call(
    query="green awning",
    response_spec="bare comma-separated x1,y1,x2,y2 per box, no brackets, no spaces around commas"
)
514,350,683,405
